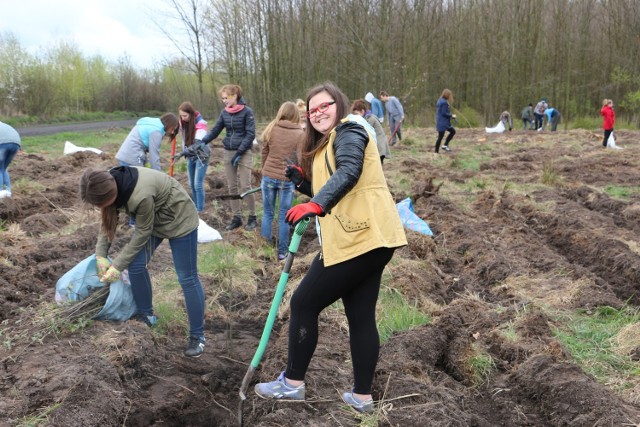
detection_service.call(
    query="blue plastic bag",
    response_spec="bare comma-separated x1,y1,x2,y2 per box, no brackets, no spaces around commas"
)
396,197,433,236
55,254,137,322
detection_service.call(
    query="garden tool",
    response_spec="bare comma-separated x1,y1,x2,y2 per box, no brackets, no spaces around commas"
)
212,186,261,201
237,218,310,427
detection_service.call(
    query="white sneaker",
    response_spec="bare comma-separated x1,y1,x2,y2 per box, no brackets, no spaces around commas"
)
442,145,451,152
0,190,8,199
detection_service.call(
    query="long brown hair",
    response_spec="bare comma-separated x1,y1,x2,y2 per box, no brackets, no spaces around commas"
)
161,113,179,140
261,101,300,142
179,101,197,146
80,169,119,242
441,89,454,105
300,82,350,177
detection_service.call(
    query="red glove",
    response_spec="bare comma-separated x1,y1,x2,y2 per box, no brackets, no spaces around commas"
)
285,202,323,225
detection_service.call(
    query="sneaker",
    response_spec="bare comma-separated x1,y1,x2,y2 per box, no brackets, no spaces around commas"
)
245,215,258,231
184,336,205,358
254,371,305,400
278,253,287,261
342,391,374,413
225,215,243,231
442,145,451,152
0,190,7,199
132,313,157,327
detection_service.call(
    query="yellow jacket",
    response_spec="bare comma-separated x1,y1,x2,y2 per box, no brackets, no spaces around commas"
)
312,120,406,266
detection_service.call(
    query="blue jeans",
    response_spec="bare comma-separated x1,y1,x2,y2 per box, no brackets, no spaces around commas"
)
187,156,209,212
127,229,205,339
0,143,19,192
260,177,294,256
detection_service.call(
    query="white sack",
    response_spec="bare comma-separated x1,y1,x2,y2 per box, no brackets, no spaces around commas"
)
64,141,103,155
198,218,223,243
485,121,506,134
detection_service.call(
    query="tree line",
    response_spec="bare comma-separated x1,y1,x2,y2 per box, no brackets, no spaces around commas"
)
1,0,639,127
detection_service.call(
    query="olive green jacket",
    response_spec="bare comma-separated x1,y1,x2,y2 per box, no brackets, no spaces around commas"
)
96,167,198,271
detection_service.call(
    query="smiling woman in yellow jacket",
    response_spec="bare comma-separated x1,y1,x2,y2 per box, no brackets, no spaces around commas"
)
254,82,406,413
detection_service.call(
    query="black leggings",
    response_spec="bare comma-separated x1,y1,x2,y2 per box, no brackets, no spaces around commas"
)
435,127,456,153
603,128,613,147
285,246,395,394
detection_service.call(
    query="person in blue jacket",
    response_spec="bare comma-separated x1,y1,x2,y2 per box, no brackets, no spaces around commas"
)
435,89,456,153
544,107,561,131
364,92,385,123
116,114,179,171
0,121,21,198
202,84,257,231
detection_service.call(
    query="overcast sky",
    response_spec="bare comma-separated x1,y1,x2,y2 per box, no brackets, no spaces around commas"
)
0,0,178,68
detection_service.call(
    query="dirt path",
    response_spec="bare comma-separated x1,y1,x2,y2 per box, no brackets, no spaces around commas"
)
15,119,138,137
1,128,640,426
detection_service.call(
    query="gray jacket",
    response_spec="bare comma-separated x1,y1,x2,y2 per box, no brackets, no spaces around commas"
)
116,118,165,170
0,121,21,146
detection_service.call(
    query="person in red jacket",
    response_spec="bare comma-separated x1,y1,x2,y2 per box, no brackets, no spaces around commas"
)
601,99,615,148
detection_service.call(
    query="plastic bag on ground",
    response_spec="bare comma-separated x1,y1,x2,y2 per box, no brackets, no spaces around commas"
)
485,121,506,134
396,197,433,236
607,132,623,149
198,218,223,243
55,254,136,321
64,141,103,155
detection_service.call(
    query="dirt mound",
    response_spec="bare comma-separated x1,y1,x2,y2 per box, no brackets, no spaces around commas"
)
2,129,640,426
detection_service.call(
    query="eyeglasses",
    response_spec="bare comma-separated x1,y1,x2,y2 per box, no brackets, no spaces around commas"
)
306,101,335,118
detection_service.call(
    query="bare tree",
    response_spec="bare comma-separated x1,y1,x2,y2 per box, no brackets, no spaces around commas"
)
154,0,212,104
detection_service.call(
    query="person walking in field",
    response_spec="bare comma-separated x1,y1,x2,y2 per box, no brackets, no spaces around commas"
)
435,89,456,154
380,90,404,146
259,101,304,261
254,82,407,413
177,101,210,213
201,84,257,231
80,167,207,358
0,121,21,198
601,99,615,148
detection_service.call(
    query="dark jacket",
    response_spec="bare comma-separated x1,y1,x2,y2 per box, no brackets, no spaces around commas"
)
435,97,453,132
202,98,256,155
295,122,367,209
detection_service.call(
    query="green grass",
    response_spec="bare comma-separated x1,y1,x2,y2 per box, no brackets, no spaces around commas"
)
540,161,563,186
21,128,131,156
604,185,640,199
11,178,46,195
468,342,496,386
377,288,430,343
553,306,640,387
16,402,61,427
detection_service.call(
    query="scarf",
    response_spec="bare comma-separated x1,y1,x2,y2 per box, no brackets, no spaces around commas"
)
225,104,245,114
109,166,139,209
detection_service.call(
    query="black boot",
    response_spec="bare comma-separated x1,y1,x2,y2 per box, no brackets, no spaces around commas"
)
225,215,242,231
245,215,258,231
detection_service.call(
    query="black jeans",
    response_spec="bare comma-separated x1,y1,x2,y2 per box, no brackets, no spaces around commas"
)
435,127,456,153
285,246,395,394
603,128,613,147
